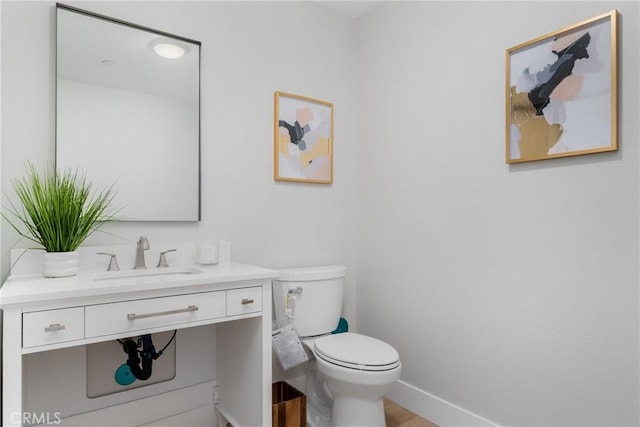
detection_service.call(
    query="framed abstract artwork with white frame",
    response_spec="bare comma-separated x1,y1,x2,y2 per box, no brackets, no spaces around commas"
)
274,91,334,184
506,10,618,163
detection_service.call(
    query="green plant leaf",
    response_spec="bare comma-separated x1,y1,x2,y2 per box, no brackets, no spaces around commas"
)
1,163,118,252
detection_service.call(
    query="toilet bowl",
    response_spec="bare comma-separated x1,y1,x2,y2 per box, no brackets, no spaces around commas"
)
274,266,401,427
313,332,401,426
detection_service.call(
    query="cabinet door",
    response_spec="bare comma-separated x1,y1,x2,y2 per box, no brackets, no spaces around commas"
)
85,291,226,338
23,307,85,348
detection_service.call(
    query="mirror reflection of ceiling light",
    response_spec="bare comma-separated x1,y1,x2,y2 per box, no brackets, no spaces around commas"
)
150,39,190,59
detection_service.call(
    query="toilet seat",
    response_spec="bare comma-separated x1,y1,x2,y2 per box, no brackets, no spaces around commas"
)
314,333,400,372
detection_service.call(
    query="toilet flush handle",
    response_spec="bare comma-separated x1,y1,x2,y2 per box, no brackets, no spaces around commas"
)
285,287,303,319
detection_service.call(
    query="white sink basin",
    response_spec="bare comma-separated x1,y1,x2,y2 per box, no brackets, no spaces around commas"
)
94,267,205,281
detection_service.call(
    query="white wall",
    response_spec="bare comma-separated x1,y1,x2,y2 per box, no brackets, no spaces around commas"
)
356,2,639,426
1,0,358,416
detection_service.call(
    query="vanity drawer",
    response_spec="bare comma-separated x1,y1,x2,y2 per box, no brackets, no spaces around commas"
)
85,291,226,338
227,286,262,316
23,307,85,348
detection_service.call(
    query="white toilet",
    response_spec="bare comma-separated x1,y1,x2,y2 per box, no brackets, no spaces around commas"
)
274,265,401,427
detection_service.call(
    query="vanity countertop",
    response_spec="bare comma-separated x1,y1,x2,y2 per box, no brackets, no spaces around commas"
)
0,261,279,307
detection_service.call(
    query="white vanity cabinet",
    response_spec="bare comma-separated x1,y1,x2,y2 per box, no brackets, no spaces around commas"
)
1,262,278,427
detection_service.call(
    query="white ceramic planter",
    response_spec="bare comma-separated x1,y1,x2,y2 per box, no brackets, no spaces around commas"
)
42,251,80,278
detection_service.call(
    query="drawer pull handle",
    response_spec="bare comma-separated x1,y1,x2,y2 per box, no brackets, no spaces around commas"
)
127,305,199,320
241,298,254,305
44,323,66,332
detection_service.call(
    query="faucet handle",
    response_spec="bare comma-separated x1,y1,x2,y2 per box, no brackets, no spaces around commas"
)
97,252,120,271
157,249,177,268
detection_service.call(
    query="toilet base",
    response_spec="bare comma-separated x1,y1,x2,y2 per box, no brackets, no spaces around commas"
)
305,361,332,427
307,404,331,427
332,395,386,427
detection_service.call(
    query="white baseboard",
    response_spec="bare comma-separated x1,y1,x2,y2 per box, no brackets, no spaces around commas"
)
56,381,215,426
386,380,500,427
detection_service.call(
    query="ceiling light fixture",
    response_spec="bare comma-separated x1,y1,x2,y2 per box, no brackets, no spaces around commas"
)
150,39,190,59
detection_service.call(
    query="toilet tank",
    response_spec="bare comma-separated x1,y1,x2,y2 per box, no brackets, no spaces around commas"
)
274,265,346,337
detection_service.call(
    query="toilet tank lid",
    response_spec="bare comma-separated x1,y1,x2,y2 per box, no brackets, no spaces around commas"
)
278,265,346,281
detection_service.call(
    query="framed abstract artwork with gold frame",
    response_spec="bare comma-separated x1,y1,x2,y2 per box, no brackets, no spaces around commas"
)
505,10,618,163
274,91,334,183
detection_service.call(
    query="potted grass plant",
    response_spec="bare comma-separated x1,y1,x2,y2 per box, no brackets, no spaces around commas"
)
2,163,116,278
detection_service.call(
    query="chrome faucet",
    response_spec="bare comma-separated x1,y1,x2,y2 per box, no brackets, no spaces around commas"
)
134,236,150,269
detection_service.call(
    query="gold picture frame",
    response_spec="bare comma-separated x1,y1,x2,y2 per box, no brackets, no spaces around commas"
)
274,91,334,184
505,10,618,163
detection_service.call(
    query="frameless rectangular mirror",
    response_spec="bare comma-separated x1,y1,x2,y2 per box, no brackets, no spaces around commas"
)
56,4,201,221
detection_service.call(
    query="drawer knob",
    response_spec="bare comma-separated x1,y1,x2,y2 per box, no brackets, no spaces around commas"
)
44,323,66,332
127,305,199,320
241,298,254,305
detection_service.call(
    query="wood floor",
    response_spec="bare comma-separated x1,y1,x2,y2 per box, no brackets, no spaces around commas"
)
384,398,438,427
